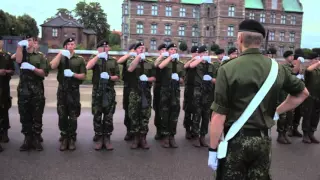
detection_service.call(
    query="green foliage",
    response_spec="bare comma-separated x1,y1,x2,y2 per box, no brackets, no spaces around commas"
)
179,41,188,52
312,48,320,56
302,48,313,58
109,33,121,46
76,44,85,50
110,45,122,51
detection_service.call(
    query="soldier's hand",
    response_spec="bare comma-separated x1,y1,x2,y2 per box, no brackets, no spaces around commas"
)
222,56,230,62
161,52,169,57
170,53,179,60
18,40,29,48
61,50,71,59
203,56,211,63
139,53,146,60
20,62,36,71
208,151,218,171
171,73,179,81
139,74,148,81
0,69,6,76
64,69,74,77
273,112,279,121
98,52,108,60
195,56,201,60
203,75,212,81
129,52,137,57
100,72,110,79
298,57,305,63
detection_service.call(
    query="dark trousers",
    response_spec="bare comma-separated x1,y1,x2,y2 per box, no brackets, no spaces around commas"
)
292,105,302,128
276,110,293,133
153,84,161,132
302,97,320,133
123,85,131,132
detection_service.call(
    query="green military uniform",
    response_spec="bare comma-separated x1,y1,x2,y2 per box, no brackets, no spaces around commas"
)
212,48,305,179
18,48,49,151
153,57,162,138
126,55,156,149
56,54,86,142
91,56,119,139
159,55,184,148
0,50,14,146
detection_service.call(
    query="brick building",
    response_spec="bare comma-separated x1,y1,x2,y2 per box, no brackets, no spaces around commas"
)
121,0,303,56
40,13,97,49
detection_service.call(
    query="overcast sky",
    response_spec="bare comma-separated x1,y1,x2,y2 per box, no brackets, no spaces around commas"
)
1,0,319,48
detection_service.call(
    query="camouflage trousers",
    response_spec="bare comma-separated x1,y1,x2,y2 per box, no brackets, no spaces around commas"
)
128,88,152,135
191,86,213,137
0,81,12,132
123,83,131,132
183,85,194,131
92,84,116,136
159,86,180,136
302,97,320,133
276,110,293,133
57,84,81,140
216,129,272,180
17,81,45,136
153,84,161,131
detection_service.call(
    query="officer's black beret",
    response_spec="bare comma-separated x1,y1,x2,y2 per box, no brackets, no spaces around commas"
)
166,43,177,50
96,39,108,48
134,42,144,50
308,52,318,60
190,46,198,53
283,51,293,58
157,43,167,51
198,45,208,53
228,47,238,55
215,48,225,55
63,37,75,46
128,43,136,50
238,19,266,38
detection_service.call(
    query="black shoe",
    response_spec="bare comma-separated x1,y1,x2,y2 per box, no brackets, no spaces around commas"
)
154,133,162,140
59,139,68,151
302,133,312,144
33,136,44,151
20,136,32,151
277,133,288,144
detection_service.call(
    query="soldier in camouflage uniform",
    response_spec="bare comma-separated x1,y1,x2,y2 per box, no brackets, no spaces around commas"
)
126,42,156,149
157,43,184,148
0,36,15,152
153,43,167,140
220,47,238,66
50,38,86,151
15,35,49,151
117,43,136,141
87,40,120,150
182,46,198,140
208,20,308,179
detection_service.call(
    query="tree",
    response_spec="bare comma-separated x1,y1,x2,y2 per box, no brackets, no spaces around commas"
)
211,43,220,53
312,48,320,56
294,48,304,56
109,33,121,46
17,14,39,37
179,41,188,52
74,2,110,42
56,8,72,17
302,48,313,58
110,45,122,51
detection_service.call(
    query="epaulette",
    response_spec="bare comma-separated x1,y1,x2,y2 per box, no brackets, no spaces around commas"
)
178,60,185,65
145,58,154,63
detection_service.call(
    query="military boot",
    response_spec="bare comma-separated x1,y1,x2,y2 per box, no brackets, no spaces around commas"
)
140,134,150,150
68,138,76,151
1,130,9,143
288,127,303,137
59,136,63,142
192,137,201,147
124,132,133,141
94,136,103,151
20,135,32,151
161,136,170,148
130,134,140,149
59,138,68,151
154,132,162,140
39,135,43,142
0,144,3,152
185,130,192,140
93,134,99,142
283,133,292,144
309,132,320,144
33,135,43,151
277,133,288,144
200,136,208,147
302,132,312,144
169,136,178,148
104,135,114,151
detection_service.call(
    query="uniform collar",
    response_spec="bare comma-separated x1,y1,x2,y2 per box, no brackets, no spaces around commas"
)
239,48,261,56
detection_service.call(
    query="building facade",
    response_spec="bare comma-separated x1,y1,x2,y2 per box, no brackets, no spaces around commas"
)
121,0,303,56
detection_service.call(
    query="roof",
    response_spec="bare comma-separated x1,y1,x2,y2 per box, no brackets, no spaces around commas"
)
282,0,303,13
245,0,264,10
41,15,84,28
83,29,96,35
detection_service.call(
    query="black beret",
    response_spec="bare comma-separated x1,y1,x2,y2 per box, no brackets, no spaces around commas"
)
228,47,238,55
198,45,208,53
215,48,225,55
63,37,75,46
294,54,304,60
283,51,293,58
158,43,167,51
238,19,266,38
166,43,177,50
0,36,2,40
96,39,108,48
190,46,198,53
266,50,272,54
24,35,34,40
134,42,144,50
308,52,318,60
128,43,136,50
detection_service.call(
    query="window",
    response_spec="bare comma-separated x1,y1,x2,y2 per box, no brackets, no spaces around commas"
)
124,4,128,15
227,26,234,36
291,16,296,25
192,42,198,47
193,8,199,18
179,26,185,36
192,26,198,37
166,6,172,16
228,6,235,17
207,7,210,17
249,12,255,19
137,39,144,43
151,24,157,34
137,5,144,15
260,13,265,23
180,8,186,17
272,0,278,10
152,5,158,16
136,23,143,34
280,32,285,41
150,40,157,50
124,24,128,33
289,32,295,42
279,46,284,56
52,28,58,37
270,13,276,24
281,15,286,24
269,31,275,41
165,24,171,35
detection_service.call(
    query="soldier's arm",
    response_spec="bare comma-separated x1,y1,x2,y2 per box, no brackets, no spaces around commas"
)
158,56,173,69
117,54,130,64
127,56,141,72
86,55,99,70
110,60,120,81
210,67,229,149
73,58,86,80
307,61,320,72
5,54,14,76
15,46,23,64
154,55,163,67
292,60,300,74
33,54,47,77
50,51,63,70
189,58,202,68
184,58,195,68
